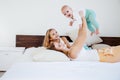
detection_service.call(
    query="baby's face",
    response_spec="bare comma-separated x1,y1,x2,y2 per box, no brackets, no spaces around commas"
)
62,7,73,18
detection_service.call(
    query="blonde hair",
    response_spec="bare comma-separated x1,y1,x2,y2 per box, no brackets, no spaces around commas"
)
43,28,55,48
43,28,64,53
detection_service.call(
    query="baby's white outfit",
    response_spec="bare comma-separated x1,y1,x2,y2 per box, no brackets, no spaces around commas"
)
71,9,86,28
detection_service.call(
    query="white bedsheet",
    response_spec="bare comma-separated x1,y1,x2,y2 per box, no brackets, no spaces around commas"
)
0,47,26,71
1,61,120,80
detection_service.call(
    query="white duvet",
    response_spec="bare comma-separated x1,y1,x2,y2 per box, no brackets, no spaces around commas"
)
1,61,120,80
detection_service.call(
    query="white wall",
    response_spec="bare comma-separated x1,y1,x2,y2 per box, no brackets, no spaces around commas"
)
0,0,120,47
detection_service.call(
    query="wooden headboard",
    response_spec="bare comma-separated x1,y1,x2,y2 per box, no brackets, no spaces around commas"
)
100,37,120,46
16,35,120,48
16,35,72,48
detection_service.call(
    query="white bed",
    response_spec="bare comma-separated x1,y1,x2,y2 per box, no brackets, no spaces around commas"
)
2,35,118,80
0,61,120,80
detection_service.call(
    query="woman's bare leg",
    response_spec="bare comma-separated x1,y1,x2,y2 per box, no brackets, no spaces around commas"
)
98,46,120,63
68,16,87,59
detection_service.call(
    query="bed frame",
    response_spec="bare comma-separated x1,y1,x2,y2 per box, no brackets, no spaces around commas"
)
16,35,72,48
100,37,120,46
16,35,120,48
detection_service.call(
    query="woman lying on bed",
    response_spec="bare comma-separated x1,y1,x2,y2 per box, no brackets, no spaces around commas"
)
43,16,120,63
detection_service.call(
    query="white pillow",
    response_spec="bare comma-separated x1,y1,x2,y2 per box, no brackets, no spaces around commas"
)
66,28,103,46
33,49,70,62
23,47,49,61
24,47,70,62
85,34,103,46
92,44,111,49
24,47,46,56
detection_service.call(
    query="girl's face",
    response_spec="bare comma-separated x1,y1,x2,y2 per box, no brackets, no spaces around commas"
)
49,29,60,41
62,7,73,18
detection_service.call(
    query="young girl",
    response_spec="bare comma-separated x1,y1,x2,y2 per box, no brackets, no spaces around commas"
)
43,28,71,51
61,5,99,36
43,16,120,63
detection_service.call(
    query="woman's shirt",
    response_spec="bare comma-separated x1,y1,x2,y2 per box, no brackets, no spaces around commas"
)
60,38,68,49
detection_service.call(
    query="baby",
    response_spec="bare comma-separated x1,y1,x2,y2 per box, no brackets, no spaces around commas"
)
61,5,100,35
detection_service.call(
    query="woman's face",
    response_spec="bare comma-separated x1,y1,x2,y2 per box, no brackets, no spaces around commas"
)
49,29,60,41
62,7,73,18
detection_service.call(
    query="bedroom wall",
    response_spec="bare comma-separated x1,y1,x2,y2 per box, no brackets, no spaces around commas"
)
0,0,120,47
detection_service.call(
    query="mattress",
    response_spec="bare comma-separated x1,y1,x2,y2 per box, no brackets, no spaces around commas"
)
1,61,120,80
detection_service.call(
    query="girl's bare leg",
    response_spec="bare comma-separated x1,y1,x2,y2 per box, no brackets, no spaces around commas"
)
68,17,87,59
98,46,120,63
